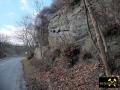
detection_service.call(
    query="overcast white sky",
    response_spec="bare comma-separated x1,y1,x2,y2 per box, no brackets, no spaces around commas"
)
0,0,53,45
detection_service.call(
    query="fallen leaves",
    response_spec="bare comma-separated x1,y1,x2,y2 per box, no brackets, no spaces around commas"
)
30,56,101,90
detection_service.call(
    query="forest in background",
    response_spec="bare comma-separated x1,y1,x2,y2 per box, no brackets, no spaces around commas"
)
0,34,26,58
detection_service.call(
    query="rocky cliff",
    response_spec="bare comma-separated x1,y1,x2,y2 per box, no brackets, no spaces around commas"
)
34,0,94,61
47,0,98,64
34,0,120,70
48,2,88,48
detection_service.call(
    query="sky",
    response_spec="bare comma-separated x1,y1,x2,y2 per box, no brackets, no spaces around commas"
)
0,0,53,44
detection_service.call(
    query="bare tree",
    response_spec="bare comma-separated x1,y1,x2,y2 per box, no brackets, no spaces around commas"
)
83,0,111,76
16,15,36,53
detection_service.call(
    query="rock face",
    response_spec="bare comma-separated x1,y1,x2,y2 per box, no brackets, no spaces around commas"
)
34,15,49,59
35,1,96,61
35,15,49,47
35,0,120,68
48,0,114,48
48,1,98,64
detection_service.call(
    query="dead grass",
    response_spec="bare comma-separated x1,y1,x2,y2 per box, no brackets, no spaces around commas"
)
22,58,34,90
22,58,34,79
22,58,48,90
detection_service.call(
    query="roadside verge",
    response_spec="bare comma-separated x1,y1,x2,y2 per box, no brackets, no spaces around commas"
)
22,58,42,90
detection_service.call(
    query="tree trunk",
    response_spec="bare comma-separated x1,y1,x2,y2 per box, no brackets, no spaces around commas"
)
83,0,99,52
83,0,111,76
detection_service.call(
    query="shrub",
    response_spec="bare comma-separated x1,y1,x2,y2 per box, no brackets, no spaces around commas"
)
42,48,61,67
82,52,93,60
64,44,80,58
71,0,81,6
31,47,61,72
104,23,120,37
27,52,34,60
64,44,80,67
